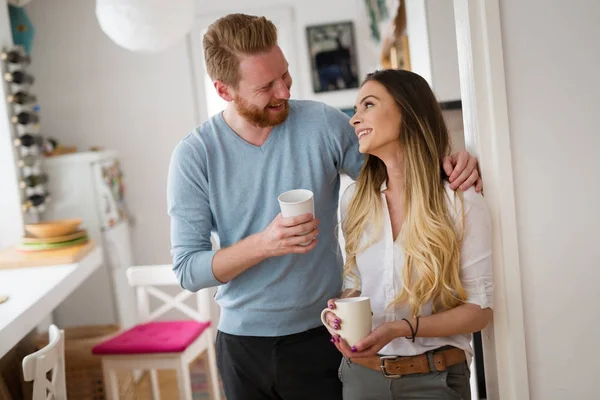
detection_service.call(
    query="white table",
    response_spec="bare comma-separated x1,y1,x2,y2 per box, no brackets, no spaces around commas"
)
0,246,103,358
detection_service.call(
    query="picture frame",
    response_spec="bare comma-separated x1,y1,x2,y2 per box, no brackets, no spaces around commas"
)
306,21,360,93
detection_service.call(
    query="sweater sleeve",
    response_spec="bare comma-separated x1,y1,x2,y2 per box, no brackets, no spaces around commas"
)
167,138,222,292
323,104,364,180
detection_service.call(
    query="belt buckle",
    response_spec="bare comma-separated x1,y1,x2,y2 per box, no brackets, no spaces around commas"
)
379,355,402,378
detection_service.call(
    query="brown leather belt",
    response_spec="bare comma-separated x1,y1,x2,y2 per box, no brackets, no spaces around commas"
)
351,347,466,378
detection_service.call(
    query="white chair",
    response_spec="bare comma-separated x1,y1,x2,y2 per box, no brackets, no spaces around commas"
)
92,265,221,400
22,324,67,400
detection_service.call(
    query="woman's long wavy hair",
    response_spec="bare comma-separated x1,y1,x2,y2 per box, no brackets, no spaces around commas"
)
342,69,467,316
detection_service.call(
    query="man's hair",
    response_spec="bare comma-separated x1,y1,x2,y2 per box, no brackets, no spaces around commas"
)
203,14,278,87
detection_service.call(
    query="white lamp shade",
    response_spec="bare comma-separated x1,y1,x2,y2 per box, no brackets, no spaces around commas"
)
96,0,195,53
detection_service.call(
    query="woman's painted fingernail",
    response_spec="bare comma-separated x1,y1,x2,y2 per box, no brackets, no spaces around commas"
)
329,304,334,309
351,346,357,352
336,337,341,343
330,338,335,343
334,319,340,324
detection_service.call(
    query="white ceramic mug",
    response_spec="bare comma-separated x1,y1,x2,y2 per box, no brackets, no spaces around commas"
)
278,189,315,245
277,189,314,218
320,297,372,347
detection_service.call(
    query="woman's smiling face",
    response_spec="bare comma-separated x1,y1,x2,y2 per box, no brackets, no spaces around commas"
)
349,80,402,156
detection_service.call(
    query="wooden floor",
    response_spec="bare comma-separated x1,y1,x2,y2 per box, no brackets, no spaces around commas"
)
135,369,181,398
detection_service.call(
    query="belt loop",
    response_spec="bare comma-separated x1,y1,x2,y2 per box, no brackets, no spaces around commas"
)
426,350,436,373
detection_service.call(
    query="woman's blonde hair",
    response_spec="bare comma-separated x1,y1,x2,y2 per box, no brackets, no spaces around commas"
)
343,69,467,316
203,14,278,88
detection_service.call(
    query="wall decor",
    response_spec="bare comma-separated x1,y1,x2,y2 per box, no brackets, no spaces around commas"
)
380,0,411,71
306,21,360,93
8,5,35,54
381,34,410,70
365,0,389,42
2,45,50,216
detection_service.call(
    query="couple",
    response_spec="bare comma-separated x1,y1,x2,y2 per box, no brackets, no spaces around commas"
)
168,13,493,400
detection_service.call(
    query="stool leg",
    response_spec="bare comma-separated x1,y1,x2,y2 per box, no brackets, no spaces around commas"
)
102,362,120,400
149,369,160,400
176,361,192,400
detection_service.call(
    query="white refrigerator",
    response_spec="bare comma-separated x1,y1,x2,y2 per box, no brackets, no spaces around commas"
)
42,150,138,330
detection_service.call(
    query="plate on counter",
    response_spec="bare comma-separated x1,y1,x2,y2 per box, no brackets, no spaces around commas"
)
21,229,88,245
17,236,89,252
24,218,82,239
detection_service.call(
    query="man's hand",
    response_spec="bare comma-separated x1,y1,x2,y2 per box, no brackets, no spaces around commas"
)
442,150,483,192
258,213,319,257
211,213,318,284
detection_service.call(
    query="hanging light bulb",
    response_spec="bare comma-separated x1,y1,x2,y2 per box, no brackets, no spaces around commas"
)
95,0,195,53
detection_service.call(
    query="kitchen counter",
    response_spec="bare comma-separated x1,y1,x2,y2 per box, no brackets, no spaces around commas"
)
0,245,103,358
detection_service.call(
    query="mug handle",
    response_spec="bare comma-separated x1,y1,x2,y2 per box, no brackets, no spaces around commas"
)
320,307,337,336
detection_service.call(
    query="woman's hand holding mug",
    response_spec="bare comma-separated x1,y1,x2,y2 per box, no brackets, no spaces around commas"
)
321,297,372,357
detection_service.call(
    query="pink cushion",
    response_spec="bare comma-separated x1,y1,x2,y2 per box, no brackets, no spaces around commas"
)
92,320,210,355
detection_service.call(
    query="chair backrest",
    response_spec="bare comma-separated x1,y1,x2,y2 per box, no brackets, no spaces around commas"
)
126,264,215,324
22,325,67,400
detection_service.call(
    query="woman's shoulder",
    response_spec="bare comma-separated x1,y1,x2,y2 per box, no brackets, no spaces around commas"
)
443,181,490,219
340,182,357,216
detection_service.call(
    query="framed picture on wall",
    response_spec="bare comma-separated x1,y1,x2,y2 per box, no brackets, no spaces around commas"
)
306,21,360,93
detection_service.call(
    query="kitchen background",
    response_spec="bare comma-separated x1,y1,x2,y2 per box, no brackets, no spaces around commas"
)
3,0,598,398
20,0,465,268
0,2,476,396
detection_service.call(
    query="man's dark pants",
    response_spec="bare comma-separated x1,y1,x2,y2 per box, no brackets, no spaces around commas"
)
216,326,343,400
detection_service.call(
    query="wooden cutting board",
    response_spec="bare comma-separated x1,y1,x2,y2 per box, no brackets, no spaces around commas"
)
0,240,96,270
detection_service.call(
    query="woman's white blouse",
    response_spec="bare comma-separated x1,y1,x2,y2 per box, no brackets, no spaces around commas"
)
341,181,494,359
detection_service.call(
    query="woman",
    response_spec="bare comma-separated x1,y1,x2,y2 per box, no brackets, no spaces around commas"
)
324,69,493,400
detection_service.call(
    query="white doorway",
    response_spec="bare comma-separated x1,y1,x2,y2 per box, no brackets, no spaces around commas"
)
453,1,530,399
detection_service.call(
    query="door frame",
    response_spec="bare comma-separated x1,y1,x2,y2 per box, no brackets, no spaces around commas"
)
453,1,530,399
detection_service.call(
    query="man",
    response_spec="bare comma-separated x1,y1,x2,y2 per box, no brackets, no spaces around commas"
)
167,13,482,400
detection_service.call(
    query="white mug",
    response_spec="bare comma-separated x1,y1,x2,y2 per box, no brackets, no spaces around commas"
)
320,297,372,347
277,189,314,218
278,189,315,245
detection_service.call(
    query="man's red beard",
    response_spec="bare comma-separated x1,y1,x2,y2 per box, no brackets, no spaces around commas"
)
233,96,289,128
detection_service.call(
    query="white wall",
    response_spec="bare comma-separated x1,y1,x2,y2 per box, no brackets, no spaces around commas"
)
425,0,460,102
404,0,461,102
500,1,600,398
25,0,198,265
404,0,432,85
